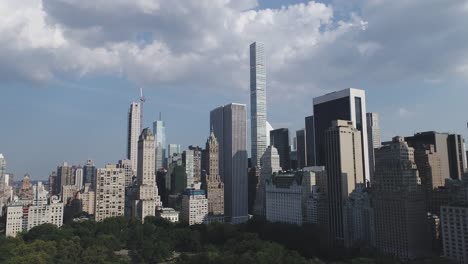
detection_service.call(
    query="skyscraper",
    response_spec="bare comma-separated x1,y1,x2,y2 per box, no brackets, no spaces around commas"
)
57,162,73,194
183,149,195,187
405,132,466,180
75,166,83,190
135,128,162,221
270,128,291,171
366,112,381,182
373,137,431,260
324,120,364,245
305,116,315,166
296,129,306,169
153,114,166,170
253,145,281,217
168,144,181,159
118,159,134,187
250,42,267,168
204,131,224,215
83,160,96,190
313,88,370,184
0,154,5,191
127,102,141,174
95,164,125,222
210,103,248,223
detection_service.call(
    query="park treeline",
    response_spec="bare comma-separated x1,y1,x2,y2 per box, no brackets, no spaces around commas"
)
0,217,454,264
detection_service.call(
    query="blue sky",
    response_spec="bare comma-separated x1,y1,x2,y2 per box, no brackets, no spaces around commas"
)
1,0,468,180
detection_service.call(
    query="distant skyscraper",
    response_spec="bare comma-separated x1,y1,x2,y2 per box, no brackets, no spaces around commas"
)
153,114,166,170
57,162,73,194
188,146,203,183
168,144,181,159
0,154,5,190
305,116,315,166
95,164,125,222
366,113,381,182
183,150,195,187
250,42,267,168
266,121,273,150
204,131,224,215
75,166,83,190
135,128,162,221
253,146,281,217
270,128,291,170
324,120,363,245
313,88,370,184
82,160,96,190
296,129,306,169
210,104,248,223
405,132,466,180
373,136,431,260
127,102,141,174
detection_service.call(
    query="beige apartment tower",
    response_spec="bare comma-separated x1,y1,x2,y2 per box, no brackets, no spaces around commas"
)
324,120,363,245
204,131,224,215
95,164,125,222
135,128,162,221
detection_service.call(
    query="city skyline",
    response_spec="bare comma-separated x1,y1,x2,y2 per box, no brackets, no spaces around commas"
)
2,0,468,180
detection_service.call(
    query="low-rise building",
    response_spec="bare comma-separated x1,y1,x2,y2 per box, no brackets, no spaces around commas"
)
156,208,179,223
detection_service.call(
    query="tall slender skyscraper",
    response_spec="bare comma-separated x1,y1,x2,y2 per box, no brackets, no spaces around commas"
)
250,42,267,168
127,102,141,174
366,113,381,182
0,154,5,190
313,88,370,184
210,104,248,223
153,113,166,170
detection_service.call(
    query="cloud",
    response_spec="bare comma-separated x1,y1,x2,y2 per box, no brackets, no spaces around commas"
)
0,0,468,103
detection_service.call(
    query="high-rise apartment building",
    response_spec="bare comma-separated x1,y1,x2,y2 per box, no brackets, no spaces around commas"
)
135,128,162,221
324,120,364,245
188,146,203,183
183,150,195,187
373,137,431,260
95,164,125,222
153,115,166,170
313,88,370,184
296,129,306,169
305,116,315,166
75,166,83,190
250,42,267,169
253,146,281,217
181,188,208,225
270,128,291,171
366,113,381,182
448,134,466,180
127,102,141,175
204,132,224,215
76,183,95,215
414,145,444,191
118,159,134,187
441,205,468,263
210,104,248,223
